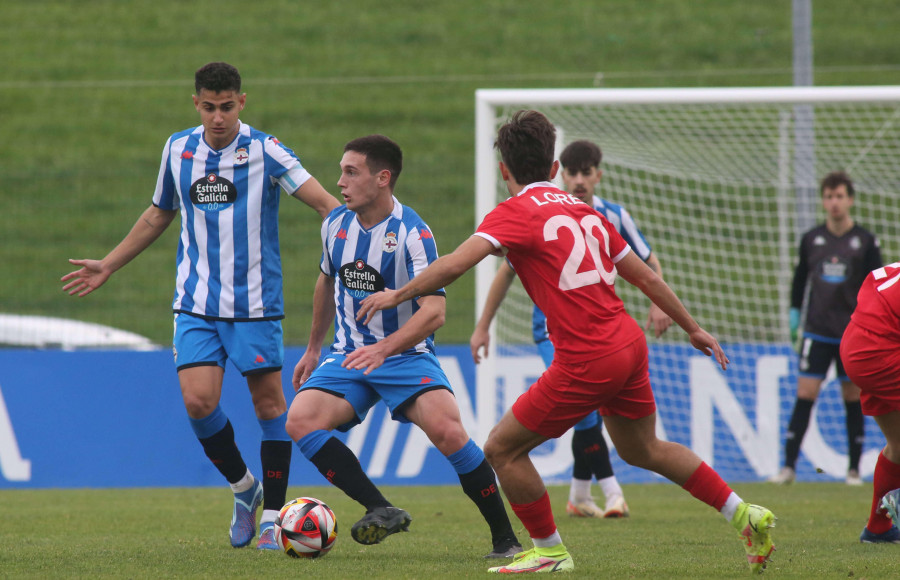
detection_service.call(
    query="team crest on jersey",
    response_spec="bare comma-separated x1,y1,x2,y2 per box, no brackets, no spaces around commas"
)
190,173,237,213
339,259,385,299
383,232,399,253
234,147,249,165
850,236,861,250
820,256,848,284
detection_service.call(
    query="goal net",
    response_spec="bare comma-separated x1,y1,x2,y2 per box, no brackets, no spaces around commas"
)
474,86,900,482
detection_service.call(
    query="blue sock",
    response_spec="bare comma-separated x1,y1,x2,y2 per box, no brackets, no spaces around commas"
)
447,439,485,475
258,412,291,442
189,405,228,439
296,429,334,460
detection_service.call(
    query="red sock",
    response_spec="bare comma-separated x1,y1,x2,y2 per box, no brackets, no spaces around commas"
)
682,462,733,511
510,491,557,540
868,451,900,533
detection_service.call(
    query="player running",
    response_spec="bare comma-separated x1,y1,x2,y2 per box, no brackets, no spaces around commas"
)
358,110,776,574
470,139,673,519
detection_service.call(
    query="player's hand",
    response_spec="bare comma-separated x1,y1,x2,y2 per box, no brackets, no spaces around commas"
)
644,303,674,338
61,258,111,297
342,343,388,375
688,328,729,371
470,326,490,364
789,307,800,344
357,289,401,325
292,349,321,391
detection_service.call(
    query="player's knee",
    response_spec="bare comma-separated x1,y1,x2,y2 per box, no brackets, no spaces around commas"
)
252,397,287,421
425,419,469,455
285,403,321,441
182,393,217,419
483,436,510,469
284,412,310,441
615,444,651,469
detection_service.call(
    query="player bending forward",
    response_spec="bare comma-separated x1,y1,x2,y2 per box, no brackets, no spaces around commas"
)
357,110,776,574
841,262,900,543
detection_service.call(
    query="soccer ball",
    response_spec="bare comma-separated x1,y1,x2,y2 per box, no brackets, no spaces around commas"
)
274,497,338,558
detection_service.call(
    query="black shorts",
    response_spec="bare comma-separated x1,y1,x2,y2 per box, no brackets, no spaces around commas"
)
798,336,847,380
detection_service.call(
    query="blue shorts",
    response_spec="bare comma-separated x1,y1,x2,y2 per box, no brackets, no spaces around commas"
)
299,352,452,432
536,339,599,431
173,313,284,376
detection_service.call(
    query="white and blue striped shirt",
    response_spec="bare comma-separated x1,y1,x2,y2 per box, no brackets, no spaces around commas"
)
152,122,311,320
319,198,444,356
532,194,652,342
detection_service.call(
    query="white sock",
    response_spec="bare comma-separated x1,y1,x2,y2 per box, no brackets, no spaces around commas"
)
532,530,563,549
720,492,743,522
569,478,591,503
230,469,255,494
598,476,623,501
260,509,279,525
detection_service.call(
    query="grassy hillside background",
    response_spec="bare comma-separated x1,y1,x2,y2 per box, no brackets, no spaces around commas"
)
2,0,899,346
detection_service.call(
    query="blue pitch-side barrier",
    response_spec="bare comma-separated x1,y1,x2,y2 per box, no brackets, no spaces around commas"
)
0,345,886,488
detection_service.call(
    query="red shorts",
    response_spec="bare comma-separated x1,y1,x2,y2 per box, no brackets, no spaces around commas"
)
512,337,656,438
841,321,900,416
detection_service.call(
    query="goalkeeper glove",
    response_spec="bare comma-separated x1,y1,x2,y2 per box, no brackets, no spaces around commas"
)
789,307,800,343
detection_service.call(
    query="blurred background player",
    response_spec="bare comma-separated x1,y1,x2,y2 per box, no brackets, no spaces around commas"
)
287,135,521,558
470,139,673,519
61,62,339,549
357,110,776,575
841,261,900,543
770,171,882,485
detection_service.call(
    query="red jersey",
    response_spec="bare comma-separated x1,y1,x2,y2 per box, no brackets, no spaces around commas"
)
475,182,644,363
849,262,900,343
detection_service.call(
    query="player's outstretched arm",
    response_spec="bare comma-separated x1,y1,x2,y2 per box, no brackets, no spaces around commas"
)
61,205,176,297
293,273,336,390
357,235,495,324
291,177,340,219
470,260,517,364
617,251,729,370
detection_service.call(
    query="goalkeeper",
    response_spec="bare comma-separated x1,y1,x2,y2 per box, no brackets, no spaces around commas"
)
469,139,672,519
769,171,882,486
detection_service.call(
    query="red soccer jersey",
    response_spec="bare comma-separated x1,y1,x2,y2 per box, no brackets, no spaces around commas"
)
849,262,900,343
475,182,644,363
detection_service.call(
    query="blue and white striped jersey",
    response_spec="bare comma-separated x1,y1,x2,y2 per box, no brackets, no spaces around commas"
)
532,194,653,342
152,122,312,320
319,198,445,356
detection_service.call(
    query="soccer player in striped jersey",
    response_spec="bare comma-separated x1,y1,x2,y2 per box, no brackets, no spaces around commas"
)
62,62,339,550
358,111,776,574
470,140,673,520
842,262,900,543
287,134,521,558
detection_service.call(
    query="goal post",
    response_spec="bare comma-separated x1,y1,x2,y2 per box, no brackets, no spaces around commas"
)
474,86,900,482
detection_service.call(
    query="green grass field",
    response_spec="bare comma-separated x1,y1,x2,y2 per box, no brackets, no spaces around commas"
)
2,483,895,578
3,0,900,345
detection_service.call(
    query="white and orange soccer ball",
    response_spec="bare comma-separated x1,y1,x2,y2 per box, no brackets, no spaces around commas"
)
274,497,338,558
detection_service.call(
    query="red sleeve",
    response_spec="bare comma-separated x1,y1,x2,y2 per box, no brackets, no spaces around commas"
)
476,199,533,253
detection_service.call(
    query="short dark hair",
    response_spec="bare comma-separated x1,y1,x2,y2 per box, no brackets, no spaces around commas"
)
559,140,602,172
344,134,403,189
494,110,556,185
195,62,241,94
820,170,855,197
